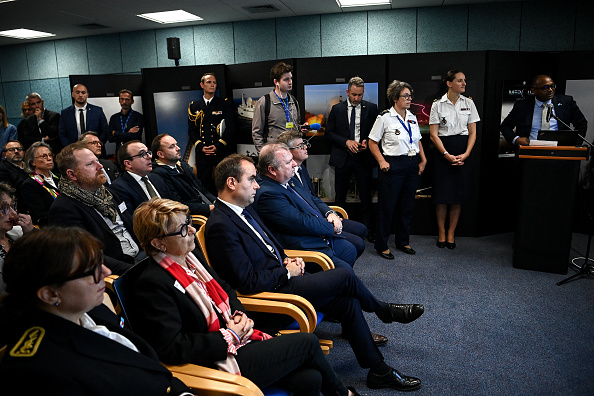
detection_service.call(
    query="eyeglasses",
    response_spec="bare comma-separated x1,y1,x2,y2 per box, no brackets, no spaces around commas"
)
65,258,104,284
126,150,152,161
534,84,556,91
289,142,311,150
0,202,17,216
161,215,192,238
35,153,54,160
5,147,24,153
399,94,414,100
86,140,103,146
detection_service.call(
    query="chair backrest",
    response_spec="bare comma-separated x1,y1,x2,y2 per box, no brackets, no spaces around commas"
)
111,259,150,332
197,223,212,267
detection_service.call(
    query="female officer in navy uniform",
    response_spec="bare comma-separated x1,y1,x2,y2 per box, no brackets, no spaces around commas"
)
0,227,192,396
429,70,480,249
369,81,427,260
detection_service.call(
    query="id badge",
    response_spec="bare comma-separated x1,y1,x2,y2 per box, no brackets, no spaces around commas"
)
286,122,294,129
408,148,416,157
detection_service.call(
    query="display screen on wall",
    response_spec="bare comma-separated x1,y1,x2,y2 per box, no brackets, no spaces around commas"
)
231,86,274,147
498,80,533,156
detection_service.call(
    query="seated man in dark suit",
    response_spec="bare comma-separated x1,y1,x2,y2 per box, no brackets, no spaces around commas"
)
0,141,28,192
78,132,119,185
19,92,62,154
48,143,140,275
59,84,109,147
277,131,368,258
501,74,587,147
253,143,357,269
205,154,423,391
151,133,216,217
109,140,171,211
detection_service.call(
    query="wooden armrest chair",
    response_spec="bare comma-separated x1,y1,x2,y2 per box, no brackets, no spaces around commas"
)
192,215,209,229
328,205,348,219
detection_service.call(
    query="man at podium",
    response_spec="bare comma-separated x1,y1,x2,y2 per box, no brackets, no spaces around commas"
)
500,74,587,147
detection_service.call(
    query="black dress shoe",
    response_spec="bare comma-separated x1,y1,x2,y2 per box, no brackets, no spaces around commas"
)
379,303,424,324
446,241,456,249
346,386,361,396
436,240,446,248
371,332,388,346
367,368,422,391
396,245,416,255
376,249,394,260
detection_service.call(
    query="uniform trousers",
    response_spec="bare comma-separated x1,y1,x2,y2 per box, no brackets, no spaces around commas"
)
375,155,420,251
334,153,374,229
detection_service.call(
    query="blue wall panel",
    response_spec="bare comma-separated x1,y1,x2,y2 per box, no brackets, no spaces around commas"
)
26,41,58,80
417,6,468,53
121,30,158,73
574,2,594,51
277,15,321,59
468,3,521,51
2,81,31,118
0,83,5,111
30,78,62,114
55,38,89,78
59,77,72,110
156,26,196,67
234,19,277,64
368,9,416,55
87,34,123,74
520,1,575,51
321,12,367,57
193,23,235,65
0,45,29,82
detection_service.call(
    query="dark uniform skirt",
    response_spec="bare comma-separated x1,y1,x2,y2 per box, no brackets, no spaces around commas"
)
433,134,470,204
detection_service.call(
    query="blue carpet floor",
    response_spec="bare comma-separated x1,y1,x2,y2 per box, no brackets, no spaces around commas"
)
316,232,594,395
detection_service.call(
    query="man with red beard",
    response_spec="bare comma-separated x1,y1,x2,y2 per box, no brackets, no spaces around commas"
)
48,142,140,275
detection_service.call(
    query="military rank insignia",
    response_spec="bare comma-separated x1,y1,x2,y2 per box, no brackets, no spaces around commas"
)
441,117,447,125
10,326,45,357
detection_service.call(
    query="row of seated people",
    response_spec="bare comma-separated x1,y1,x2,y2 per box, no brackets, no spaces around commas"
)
0,137,426,392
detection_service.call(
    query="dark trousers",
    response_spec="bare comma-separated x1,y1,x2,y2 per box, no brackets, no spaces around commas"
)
195,160,218,196
329,236,358,267
375,155,419,251
278,267,386,369
237,332,348,396
334,154,374,229
342,219,368,258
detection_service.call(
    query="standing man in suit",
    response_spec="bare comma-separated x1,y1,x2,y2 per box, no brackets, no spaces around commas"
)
108,89,144,153
49,143,140,275
19,92,62,154
187,73,235,195
0,141,28,192
78,132,119,186
151,134,216,217
501,75,587,147
253,143,357,269
110,140,170,211
59,84,109,147
325,77,378,241
277,131,368,259
205,154,423,391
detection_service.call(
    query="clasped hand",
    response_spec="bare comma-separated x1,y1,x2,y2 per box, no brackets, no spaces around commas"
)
226,312,254,344
284,257,305,277
327,212,343,234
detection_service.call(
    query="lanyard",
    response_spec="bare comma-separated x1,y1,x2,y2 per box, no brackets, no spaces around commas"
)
396,114,413,144
120,112,132,132
274,91,291,122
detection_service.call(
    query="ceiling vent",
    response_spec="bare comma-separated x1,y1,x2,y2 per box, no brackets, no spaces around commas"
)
243,4,280,14
79,23,109,30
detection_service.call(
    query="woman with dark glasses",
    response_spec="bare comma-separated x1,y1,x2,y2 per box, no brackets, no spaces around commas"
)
0,227,194,395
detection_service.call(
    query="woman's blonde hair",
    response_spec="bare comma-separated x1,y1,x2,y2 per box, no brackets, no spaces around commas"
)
133,198,189,256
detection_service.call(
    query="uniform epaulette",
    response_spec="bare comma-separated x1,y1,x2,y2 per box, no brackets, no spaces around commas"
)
9,326,45,358
224,98,228,101
433,98,438,102
380,109,390,115
468,97,472,100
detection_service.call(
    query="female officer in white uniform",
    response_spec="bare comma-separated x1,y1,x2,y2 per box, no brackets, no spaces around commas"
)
369,80,427,260
429,70,480,249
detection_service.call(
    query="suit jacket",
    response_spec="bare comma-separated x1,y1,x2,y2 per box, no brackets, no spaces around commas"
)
291,166,332,217
325,99,378,168
99,158,119,185
48,191,137,275
18,174,60,226
206,202,290,294
19,110,61,153
500,94,588,146
59,103,109,147
109,171,172,212
126,256,245,367
0,306,189,396
151,160,216,217
253,175,343,256
188,96,235,164
0,161,28,191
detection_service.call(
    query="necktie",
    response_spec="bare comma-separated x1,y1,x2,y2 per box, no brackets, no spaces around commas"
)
242,209,282,265
141,176,158,199
349,105,356,140
541,103,551,130
79,109,86,134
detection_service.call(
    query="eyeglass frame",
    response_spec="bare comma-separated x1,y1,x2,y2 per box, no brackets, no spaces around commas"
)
0,202,17,216
86,140,103,146
399,94,414,100
4,147,24,153
289,141,311,150
35,153,54,160
160,214,192,238
534,84,556,91
126,150,152,161
64,257,104,284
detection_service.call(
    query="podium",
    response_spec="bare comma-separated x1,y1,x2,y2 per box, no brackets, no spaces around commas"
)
513,146,589,274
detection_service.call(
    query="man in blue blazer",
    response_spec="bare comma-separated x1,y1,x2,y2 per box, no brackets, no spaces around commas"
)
59,84,109,147
500,75,587,147
205,154,424,391
109,140,172,212
325,77,378,238
252,143,358,269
